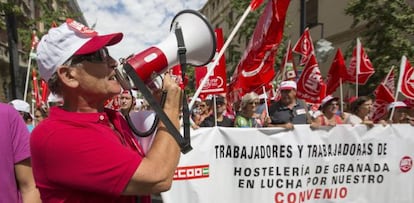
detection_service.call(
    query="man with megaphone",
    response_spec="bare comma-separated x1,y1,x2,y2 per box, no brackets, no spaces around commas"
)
30,18,182,203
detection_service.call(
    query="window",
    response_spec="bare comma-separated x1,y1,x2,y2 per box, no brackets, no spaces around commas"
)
306,0,318,28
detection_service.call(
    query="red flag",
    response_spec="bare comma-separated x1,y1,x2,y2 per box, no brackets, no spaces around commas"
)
325,48,348,95
230,0,290,95
375,67,395,96
51,21,58,28
195,28,227,98
32,69,41,107
40,79,49,106
292,28,315,65
170,65,185,89
296,55,326,103
345,39,375,84
399,56,414,100
371,84,395,122
250,0,264,10
31,29,39,50
278,40,297,81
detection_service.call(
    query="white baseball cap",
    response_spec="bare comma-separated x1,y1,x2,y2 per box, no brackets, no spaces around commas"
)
320,95,339,109
36,18,123,81
9,99,30,113
279,80,297,90
47,93,63,103
387,101,407,111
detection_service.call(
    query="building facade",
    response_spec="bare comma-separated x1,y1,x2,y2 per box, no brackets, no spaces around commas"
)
200,0,414,90
0,0,86,102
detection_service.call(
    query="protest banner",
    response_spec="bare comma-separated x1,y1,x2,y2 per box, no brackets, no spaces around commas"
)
162,125,414,203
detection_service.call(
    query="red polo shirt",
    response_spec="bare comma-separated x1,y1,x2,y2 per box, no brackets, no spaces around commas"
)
31,107,150,203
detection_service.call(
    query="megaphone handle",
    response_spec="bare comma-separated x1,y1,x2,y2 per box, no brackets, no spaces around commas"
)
123,64,192,154
124,92,166,137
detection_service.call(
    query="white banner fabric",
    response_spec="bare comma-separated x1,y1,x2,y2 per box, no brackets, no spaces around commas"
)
161,125,414,203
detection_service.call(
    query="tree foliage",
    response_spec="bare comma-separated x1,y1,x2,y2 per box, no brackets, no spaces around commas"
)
345,0,414,95
1,0,81,53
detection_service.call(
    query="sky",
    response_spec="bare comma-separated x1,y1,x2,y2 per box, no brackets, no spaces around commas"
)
78,0,208,61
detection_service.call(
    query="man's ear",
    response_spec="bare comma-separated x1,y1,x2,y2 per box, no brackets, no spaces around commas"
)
56,66,79,88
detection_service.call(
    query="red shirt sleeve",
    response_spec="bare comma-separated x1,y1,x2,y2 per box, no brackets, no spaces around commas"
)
37,126,142,196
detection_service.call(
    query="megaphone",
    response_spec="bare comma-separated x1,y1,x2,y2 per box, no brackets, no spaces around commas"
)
115,9,217,90
116,10,216,154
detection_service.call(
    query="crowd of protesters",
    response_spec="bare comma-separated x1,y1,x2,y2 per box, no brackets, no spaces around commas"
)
2,20,414,203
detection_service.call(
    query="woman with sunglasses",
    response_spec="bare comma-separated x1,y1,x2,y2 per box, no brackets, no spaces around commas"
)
315,95,343,127
235,92,261,128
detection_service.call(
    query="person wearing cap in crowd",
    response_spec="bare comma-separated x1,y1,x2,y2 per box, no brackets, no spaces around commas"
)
403,99,414,125
0,103,41,203
265,81,312,129
344,96,374,127
9,99,35,132
315,95,343,127
200,95,233,127
385,101,410,124
30,19,182,203
197,98,211,125
119,89,136,117
47,93,64,107
235,92,262,128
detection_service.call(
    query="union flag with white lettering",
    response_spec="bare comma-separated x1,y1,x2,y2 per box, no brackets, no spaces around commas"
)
296,55,326,103
399,56,414,100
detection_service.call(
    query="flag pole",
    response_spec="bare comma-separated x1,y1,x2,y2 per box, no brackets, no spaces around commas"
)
262,86,269,117
23,49,34,102
213,95,218,126
389,56,406,121
275,40,290,82
189,2,259,110
355,38,361,97
383,66,395,86
340,78,344,113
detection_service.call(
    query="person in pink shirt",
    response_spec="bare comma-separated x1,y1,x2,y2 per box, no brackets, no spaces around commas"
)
0,103,41,203
31,19,182,203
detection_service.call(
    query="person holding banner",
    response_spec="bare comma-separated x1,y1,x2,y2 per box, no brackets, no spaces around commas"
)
265,81,312,129
200,95,233,127
386,101,409,124
31,20,182,203
344,96,374,127
315,95,343,127
235,92,262,127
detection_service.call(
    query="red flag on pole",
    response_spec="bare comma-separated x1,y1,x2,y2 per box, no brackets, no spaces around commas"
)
278,40,297,81
345,40,375,84
249,0,264,10
371,84,395,122
170,65,186,89
195,28,227,98
32,69,41,107
40,79,49,107
293,28,315,66
51,21,58,28
230,0,290,95
325,48,348,95
296,55,326,103
371,68,395,122
31,30,39,50
399,56,414,100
